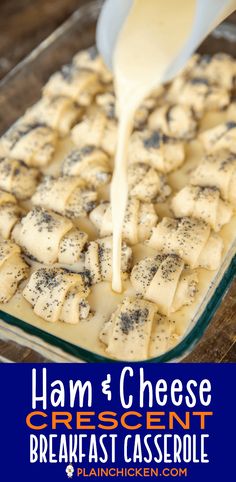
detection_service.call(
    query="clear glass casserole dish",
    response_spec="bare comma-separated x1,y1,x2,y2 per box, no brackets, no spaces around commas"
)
0,0,235,362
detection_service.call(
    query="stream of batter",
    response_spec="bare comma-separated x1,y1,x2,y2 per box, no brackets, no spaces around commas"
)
111,0,197,292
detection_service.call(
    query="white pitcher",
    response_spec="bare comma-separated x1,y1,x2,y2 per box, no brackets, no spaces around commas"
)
97,0,236,83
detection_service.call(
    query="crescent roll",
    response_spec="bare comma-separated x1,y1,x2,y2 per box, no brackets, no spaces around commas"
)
199,122,236,153
32,175,97,218
148,216,223,270
0,240,29,303
0,157,38,200
90,199,158,245
0,190,23,239
12,207,88,265
128,162,171,202
0,121,57,168
131,254,198,315
189,53,236,90
100,297,157,361
84,236,132,284
43,64,102,106
128,129,185,173
167,76,230,117
191,151,236,207
73,47,112,84
25,96,83,137
72,107,117,156
171,185,232,231
148,103,198,140
23,267,90,324
62,147,111,187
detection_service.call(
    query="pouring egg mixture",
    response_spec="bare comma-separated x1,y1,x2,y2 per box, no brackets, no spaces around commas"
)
0,3,236,360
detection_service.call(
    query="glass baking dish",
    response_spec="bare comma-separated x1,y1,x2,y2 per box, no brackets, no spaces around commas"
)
0,0,235,362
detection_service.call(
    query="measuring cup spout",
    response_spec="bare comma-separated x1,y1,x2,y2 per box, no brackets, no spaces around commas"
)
96,0,236,80
96,0,132,70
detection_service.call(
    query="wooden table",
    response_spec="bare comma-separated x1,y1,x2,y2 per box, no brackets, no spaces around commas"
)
0,0,235,363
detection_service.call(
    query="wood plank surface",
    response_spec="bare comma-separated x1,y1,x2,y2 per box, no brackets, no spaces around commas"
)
0,0,88,79
0,0,235,362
